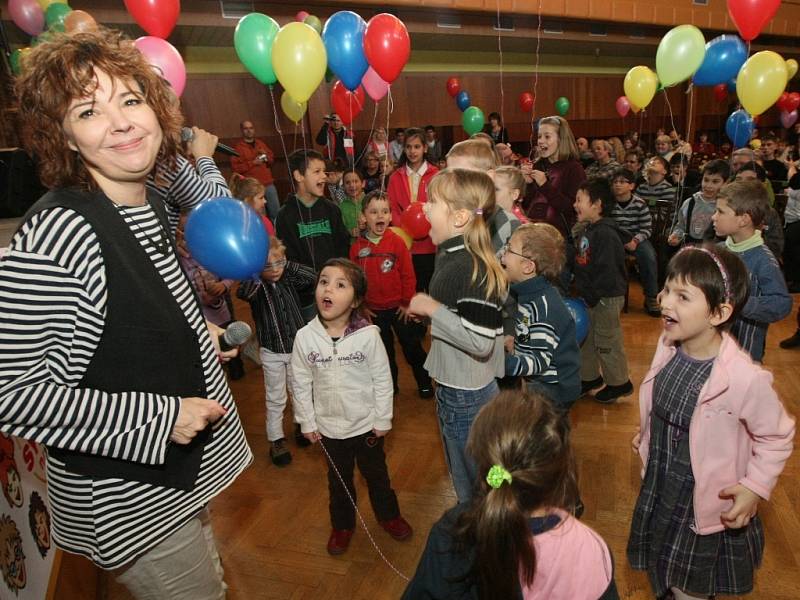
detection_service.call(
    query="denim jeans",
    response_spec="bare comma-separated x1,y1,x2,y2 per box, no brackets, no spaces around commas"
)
632,239,659,299
435,380,499,503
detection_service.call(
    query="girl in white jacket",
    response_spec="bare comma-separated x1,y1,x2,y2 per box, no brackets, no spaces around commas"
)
291,258,413,555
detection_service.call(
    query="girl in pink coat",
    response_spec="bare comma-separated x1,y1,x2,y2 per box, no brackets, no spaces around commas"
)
628,245,795,600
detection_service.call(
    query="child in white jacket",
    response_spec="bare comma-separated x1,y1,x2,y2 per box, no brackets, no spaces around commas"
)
291,258,413,555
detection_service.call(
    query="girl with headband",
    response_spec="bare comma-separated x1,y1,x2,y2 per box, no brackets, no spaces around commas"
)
403,390,617,599
628,245,795,600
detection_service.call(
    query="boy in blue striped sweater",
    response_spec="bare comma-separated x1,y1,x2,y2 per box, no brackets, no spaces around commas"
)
502,223,581,409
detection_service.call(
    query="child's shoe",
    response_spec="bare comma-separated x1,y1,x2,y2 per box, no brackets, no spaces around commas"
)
581,376,604,395
594,380,633,404
294,423,312,448
326,529,354,555
380,516,413,541
269,439,292,467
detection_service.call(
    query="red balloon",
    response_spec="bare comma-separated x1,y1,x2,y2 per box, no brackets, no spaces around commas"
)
364,13,410,84
615,96,631,118
727,0,781,42
400,202,430,240
787,92,800,112
713,83,729,102
519,91,535,113
331,80,366,126
124,0,180,39
446,77,461,98
776,92,790,111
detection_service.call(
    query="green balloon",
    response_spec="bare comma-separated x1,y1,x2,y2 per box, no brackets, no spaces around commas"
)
45,2,72,31
234,13,280,86
304,15,322,35
555,96,570,116
462,106,485,136
10,49,23,75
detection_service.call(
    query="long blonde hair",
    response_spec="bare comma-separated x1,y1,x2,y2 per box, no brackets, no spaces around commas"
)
538,116,580,162
428,168,507,301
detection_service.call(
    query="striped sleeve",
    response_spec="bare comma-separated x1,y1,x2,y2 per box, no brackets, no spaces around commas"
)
0,208,181,465
633,201,652,243
430,297,503,358
505,299,559,377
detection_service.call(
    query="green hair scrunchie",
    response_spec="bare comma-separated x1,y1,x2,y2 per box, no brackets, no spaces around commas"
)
486,464,512,489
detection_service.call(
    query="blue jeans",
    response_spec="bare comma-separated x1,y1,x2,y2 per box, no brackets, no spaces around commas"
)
632,239,659,299
435,380,499,503
264,184,280,222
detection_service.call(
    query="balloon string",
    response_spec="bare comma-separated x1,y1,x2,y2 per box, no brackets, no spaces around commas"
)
529,0,543,158
268,85,296,195
496,0,505,129
293,122,298,153
381,88,394,195
353,100,380,170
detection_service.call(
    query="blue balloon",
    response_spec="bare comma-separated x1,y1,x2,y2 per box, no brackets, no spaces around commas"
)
726,109,753,149
322,11,368,92
185,197,269,280
456,90,471,112
564,298,590,345
693,35,747,86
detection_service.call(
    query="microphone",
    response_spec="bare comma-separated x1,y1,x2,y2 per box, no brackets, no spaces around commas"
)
181,127,240,157
218,321,252,352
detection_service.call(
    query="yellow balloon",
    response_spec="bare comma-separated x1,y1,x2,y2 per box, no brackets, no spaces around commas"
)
280,91,307,123
737,51,788,116
787,59,798,79
38,0,64,9
271,22,327,103
389,226,412,250
624,66,659,110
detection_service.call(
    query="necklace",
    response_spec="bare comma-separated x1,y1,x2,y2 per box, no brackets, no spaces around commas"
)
113,201,171,256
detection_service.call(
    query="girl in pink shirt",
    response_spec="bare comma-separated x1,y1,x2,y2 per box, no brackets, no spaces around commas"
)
403,390,617,600
629,245,795,600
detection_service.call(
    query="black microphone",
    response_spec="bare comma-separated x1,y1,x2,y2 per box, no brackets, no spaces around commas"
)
218,321,252,352
181,127,240,157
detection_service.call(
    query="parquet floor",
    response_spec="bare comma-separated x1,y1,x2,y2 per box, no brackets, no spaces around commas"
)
56,284,800,599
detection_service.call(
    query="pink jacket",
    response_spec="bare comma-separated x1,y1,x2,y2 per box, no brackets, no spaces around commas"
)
638,333,795,535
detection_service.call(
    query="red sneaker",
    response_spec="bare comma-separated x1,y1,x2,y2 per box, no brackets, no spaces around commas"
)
380,516,412,541
326,529,353,555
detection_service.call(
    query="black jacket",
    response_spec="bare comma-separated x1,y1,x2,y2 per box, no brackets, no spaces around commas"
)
572,218,631,307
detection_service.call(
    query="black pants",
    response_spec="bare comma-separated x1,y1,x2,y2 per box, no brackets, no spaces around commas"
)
412,253,435,292
323,432,400,530
784,221,800,285
373,308,431,390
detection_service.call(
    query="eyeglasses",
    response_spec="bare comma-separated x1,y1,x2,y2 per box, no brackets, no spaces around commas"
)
502,243,532,261
265,259,287,270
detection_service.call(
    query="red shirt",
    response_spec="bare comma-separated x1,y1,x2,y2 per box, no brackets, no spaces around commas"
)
350,230,416,310
387,162,439,255
231,138,275,186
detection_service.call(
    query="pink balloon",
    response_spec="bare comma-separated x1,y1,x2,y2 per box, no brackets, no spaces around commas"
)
780,110,798,129
295,10,310,22
134,36,186,97
615,96,631,118
361,66,390,101
8,0,44,36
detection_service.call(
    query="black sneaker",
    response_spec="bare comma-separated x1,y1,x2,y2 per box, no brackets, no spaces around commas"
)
418,385,434,399
294,423,311,448
581,376,604,395
780,330,800,349
595,380,633,404
269,439,292,467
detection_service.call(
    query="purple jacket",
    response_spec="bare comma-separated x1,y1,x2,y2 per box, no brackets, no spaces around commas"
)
522,158,586,239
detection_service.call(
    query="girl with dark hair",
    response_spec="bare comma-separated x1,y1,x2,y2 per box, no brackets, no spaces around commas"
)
485,111,509,144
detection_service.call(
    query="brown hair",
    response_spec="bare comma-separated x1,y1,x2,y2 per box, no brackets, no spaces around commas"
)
718,180,769,228
455,390,578,600
361,190,389,212
447,139,499,171
14,28,182,190
317,258,368,319
268,237,286,256
513,223,565,281
228,173,264,204
537,116,580,162
494,166,526,197
427,169,507,301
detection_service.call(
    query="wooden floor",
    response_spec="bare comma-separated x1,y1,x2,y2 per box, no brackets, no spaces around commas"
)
56,284,800,599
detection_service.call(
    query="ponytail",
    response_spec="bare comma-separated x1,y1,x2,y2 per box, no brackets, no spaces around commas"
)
228,173,263,203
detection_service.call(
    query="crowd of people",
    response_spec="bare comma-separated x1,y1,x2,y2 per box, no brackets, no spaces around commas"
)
0,27,797,600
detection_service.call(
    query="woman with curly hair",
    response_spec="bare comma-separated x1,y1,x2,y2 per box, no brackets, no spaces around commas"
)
0,29,252,599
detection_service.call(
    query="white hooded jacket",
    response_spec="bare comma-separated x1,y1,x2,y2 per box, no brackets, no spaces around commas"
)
290,316,394,439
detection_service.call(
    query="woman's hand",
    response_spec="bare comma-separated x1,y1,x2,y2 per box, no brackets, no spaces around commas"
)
186,127,219,159
206,320,239,363
720,484,761,529
408,293,441,319
171,397,227,444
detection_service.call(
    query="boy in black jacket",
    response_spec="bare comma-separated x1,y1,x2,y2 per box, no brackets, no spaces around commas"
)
573,178,633,403
275,149,351,319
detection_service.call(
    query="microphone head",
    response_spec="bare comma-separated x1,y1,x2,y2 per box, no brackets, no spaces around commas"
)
223,321,252,346
180,127,194,143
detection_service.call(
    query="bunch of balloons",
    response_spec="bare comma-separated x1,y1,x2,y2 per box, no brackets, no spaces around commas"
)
234,10,410,125
444,76,486,136
777,92,800,129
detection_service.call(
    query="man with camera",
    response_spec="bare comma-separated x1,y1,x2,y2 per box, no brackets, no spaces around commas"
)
316,113,352,167
231,120,279,220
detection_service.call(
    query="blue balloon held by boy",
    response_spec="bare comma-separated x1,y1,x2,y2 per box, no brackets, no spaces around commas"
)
564,297,590,344
456,90,471,112
185,197,269,280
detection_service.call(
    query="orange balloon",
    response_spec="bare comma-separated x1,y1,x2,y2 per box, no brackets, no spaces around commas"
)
64,10,97,34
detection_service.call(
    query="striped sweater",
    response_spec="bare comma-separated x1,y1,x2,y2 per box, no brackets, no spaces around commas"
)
610,193,652,244
0,203,252,568
636,179,676,207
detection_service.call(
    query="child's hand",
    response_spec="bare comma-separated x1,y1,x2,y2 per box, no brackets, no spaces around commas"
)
303,431,322,444
719,484,761,528
351,227,360,238
396,305,411,323
504,335,515,353
358,214,367,229
667,233,681,247
624,239,638,252
408,293,441,319
530,170,547,187
372,428,388,437
631,427,641,453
